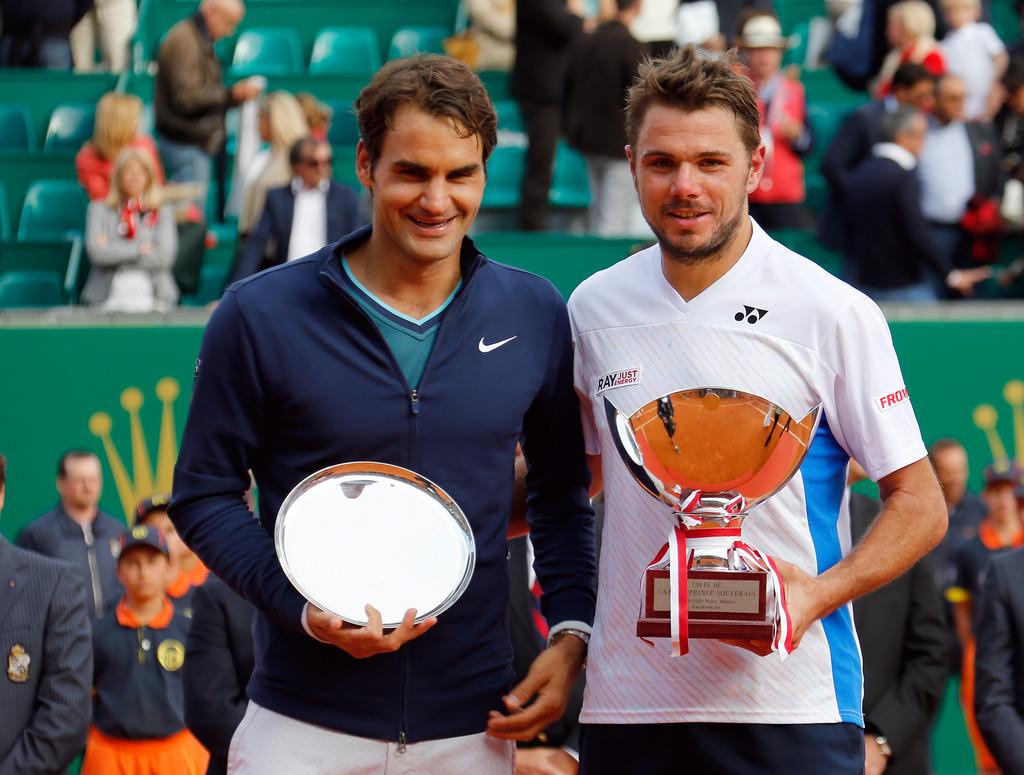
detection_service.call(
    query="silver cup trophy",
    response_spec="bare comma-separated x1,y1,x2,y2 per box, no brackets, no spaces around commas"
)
604,389,820,657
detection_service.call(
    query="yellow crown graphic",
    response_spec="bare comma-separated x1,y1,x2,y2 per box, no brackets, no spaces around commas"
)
972,379,1024,464
88,378,180,523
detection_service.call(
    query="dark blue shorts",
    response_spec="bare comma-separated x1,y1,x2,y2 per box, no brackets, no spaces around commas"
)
578,721,865,775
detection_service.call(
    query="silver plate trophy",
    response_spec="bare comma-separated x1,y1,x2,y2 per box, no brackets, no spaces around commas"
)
604,388,819,657
275,462,476,628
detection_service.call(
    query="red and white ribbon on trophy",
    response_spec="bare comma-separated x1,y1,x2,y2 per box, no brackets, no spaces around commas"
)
638,489,795,660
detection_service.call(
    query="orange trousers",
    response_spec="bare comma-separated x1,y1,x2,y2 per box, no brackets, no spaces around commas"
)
81,725,210,775
962,638,999,772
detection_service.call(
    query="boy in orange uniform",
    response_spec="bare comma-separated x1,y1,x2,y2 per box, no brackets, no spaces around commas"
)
136,494,209,619
82,525,209,775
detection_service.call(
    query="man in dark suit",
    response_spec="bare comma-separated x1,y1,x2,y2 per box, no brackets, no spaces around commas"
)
183,576,256,775
0,453,93,775
230,137,364,282
849,478,948,775
974,547,1024,772
844,105,989,301
511,0,587,231
818,63,935,258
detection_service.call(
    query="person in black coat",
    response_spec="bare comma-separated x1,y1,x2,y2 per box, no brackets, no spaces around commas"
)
843,105,987,300
230,138,364,283
974,547,1024,773
511,0,587,231
818,62,935,259
182,576,255,775
849,480,948,775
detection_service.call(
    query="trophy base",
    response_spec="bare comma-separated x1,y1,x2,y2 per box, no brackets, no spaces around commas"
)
636,567,774,641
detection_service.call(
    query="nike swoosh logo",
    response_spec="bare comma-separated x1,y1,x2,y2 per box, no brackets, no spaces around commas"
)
478,335,517,353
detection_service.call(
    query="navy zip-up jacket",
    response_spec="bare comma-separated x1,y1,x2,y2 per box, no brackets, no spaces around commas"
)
170,226,596,743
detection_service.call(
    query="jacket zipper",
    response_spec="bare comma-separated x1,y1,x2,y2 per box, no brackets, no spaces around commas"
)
81,522,103,617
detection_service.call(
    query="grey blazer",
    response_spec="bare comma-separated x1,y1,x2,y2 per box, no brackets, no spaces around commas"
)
0,539,92,775
82,201,179,308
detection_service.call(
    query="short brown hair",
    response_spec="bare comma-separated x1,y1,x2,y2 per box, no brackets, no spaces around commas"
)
625,45,761,154
355,54,498,169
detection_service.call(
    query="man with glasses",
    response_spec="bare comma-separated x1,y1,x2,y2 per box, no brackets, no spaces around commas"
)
231,137,364,281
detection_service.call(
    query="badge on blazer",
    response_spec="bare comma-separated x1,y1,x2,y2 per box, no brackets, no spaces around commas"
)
7,644,30,683
157,639,185,671
110,538,121,559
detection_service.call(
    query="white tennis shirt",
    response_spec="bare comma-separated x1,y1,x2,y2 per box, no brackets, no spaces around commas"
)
568,219,927,726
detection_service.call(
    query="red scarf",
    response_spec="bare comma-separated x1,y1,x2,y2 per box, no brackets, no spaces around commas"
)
117,198,158,239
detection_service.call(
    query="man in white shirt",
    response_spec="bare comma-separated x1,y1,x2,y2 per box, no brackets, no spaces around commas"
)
568,45,947,774
231,138,364,282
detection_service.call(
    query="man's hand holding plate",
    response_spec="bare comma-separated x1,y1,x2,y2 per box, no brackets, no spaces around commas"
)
307,604,437,659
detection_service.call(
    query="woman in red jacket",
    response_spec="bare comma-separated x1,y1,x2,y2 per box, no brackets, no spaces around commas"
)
740,13,813,230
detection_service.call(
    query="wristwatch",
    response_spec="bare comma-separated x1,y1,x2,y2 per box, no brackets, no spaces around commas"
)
874,735,892,758
549,628,591,648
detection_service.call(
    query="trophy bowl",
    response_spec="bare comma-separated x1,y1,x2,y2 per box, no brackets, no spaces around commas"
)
275,461,476,628
604,389,819,655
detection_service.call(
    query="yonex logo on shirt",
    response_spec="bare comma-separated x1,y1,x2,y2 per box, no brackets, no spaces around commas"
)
735,306,768,324
596,368,641,393
876,386,910,412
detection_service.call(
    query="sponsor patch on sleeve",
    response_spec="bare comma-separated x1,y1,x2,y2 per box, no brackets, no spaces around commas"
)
875,386,910,412
596,368,641,394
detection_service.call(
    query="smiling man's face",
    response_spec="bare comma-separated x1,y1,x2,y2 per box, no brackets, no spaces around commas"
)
356,104,486,269
627,103,764,266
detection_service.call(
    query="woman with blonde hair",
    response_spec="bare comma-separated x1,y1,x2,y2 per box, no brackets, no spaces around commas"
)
237,91,309,235
76,92,165,201
874,0,946,96
83,148,179,312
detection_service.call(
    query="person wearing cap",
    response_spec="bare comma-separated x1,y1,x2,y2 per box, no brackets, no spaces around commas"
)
738,12,813,230
137,494,209,619
947,460,1024,775
81,525,209,775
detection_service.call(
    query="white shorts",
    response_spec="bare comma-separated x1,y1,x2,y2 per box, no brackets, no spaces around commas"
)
228,702,516,775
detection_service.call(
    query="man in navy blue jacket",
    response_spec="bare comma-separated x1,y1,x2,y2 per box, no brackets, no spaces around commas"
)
170,55,596,774
229,138,365,283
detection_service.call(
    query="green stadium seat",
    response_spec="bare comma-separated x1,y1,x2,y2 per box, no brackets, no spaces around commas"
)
493,100,524,133
310,27,382,75
548,141,590,209
327,102,361,144
43,104,95,152
481,146,525,209
783,21,810,68
387,26,449,60
17,181,88,242
0,104,33,151
0,182,9,240
805,101,858,163
231,28,303,76
0,270,65,308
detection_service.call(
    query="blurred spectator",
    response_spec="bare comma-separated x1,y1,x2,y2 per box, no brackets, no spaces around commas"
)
237,91,309,237
844,106,985,301
819,63,935,260
0,453,93,775
918,74,1003,274
0,0,90,68
154,0,262,210
69,0,136,73
183,576,255,775
564,0,648,237
77,92,165,202
466,0,517,70
16,450,125,619
930,438,988,579
739,13,813,230
136,495,208,620
674,1,727,53
231,138,363,282
848,461,948,775
997,57,1024,176
874,0,946,96
81,526,209,775
83,148,179,312
511,0,587,230
940,0,1007,120
948,462,1024,775
296,92,333,143
630,0,679,57
974,547,1024,773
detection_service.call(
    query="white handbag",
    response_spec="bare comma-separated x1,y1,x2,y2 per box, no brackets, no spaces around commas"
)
101,268,156,313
